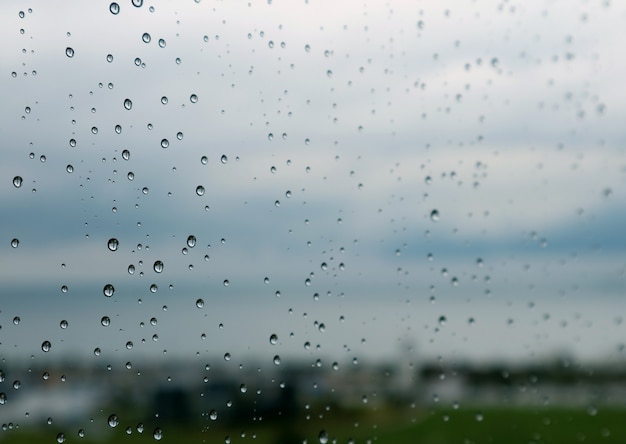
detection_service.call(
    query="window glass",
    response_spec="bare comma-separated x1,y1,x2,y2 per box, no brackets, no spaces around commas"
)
1,1,625,443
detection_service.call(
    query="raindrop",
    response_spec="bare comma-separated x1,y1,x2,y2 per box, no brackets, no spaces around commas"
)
122,149,130,160
153,260,164,273
107,238,119,251
132,0,143,6
240,384,247,393
223,280,230,287
187,235,197,247
153,428,163,440
220,154,228,164
109,2,120,14
41,341,51,352
196,299,204,308
13,176,23,188
57,433,65,443
319,430,329,444
123,98,132,110
108,414,119,428
149,284,158,293
269,334,278,345
103,284,115,297
107,54,114,62
66,165,74,173
101,316,111,327
60,320,68,329
209,410,218,420
128,264,135,274
176,131,183,140
430,209,440,222
65,47,74,58
223,353,231,361
267,133,274,141
126,341,133,350
94,348,101,356
200,156,208,165
190,94,198,103
160,139,169,149
195,186,205,196
438,315,447,326
273,355,281,365
10,238,19,248
142,33,151,43
158,39,166,48
13,317,20,325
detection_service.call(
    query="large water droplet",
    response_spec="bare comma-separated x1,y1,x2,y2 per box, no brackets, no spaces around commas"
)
196,299,204,308
60,320,68,329
108,414,119,428
56,433,65,443
196,186,205,196
122,149,130,160
13,176,23,188
10,238,19,248
153,260,164,273
220,155,228,164
190,94,198,103
132,0,143,6
153,428,162,440
101,316,111,327
187,235,197,248
273,355,281,365
41,341,51,352
160,139,169,149
269,334,278,345
123,98,132,110
319,430,329,444
107,238,119,251
65,47,74,58
142,33,151,43
109,2,120,14
103,284,115,297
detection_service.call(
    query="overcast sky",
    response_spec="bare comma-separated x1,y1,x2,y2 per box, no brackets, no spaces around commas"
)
1,0,625,369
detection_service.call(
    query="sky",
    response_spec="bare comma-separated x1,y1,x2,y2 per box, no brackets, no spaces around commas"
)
1,0,625,369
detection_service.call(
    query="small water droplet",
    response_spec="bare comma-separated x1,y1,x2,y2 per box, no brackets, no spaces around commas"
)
200,156,208,165
273,355,281,365
126,341,133,350
223,279,230,287
160,139,169,148
438,315,447,326
158,38,166,48
65,47,74,58
132,0,143,6
109,2,120,14
187,235,197,248
101,316,111,327
57,432,66,443
223,353,231,361
319,430,328,444
10,238,19,248
430,209,440,221
123,98,132,110
41,341,51,352
107,53,114,62
103,284,115,297
149,284,158,293
94,347,101,356
153,260,164,273
107,238,119,251
196,299,204,308
190,94,198,103
269,334,278,345
13,176,23,188
209,410,218,420
196,186,205,196
66,164,74,173
60,320,68,329
13,316,20,325
220,154,228,164
142,33,151,43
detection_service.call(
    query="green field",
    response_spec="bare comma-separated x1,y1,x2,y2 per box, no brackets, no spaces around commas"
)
3,406,625,443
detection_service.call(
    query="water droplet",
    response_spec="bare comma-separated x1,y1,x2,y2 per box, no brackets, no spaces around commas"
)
91,126,98,134
60,320,68,329
66,164,74,173
108,414,119,428
190,94,198,103
150,284,158,293
109,2,120,14
187,235,197,248
319,430,328,444
196,186,205,196
153,428,163,440
209,410,218,420
57,433,66,443
220,155,228,164
107,238,119,251
142,32,151,43
65,47,74,58
153,260,164,273
158,38,166,48
13,317,20,325
132,0,143,6
13,176,23,188
305,44,311,52
103,284,115,297
267,133,274,141
176,131,183,140
200,156,208,165
223,353,231,361
101,316,111,327
123,98,132,110
41,341,51,352
273,355,281,365
223,280,229,287
0,393,6,405
94,347,101,356
160,139,169,149
10,238,19,248
430,209,440,222
126,341,133,350
128,264,135,274
107,53,114,63
269,334,278,345
196,299,204,308
438,315,447,326
240,384,247,393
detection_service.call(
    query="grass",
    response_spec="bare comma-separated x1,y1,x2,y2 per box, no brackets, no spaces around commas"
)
2,406,625,443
